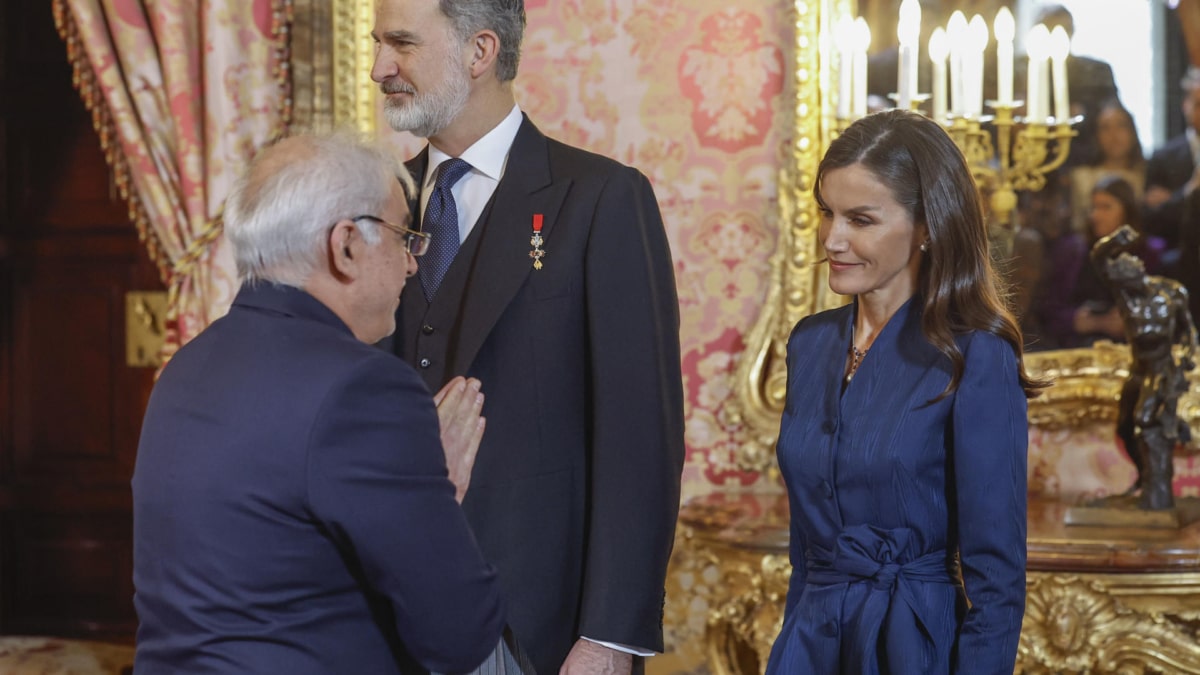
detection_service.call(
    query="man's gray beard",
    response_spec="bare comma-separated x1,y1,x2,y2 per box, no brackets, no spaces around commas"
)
382,71,470,138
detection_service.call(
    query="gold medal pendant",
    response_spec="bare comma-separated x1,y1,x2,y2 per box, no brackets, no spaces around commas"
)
529,214,546,270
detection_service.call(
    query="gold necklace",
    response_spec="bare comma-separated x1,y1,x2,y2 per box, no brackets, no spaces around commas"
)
846,344,868,382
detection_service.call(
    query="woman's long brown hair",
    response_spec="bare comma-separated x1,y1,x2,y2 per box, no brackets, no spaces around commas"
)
816,109,1050,398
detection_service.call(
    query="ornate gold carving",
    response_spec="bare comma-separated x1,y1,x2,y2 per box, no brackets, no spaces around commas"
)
705,553,790,674
944,108,1076,258
1023,344,1129,429
728,0,848,477
669,508,1200,674
667,497,792,675
1023,343,1200,440
1019,573,1200,674
332,0,377,132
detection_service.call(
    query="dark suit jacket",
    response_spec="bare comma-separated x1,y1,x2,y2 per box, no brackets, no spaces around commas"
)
133,283,504,675
1144,133,1197,247
388,116,685,673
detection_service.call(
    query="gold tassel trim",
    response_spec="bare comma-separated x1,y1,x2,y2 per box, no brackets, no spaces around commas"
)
53,0,296,364
52,0,172,285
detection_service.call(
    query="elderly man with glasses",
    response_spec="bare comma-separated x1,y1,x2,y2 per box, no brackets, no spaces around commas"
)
131,132,506,674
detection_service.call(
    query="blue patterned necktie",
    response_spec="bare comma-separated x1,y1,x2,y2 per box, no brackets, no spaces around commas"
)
419,157,473,301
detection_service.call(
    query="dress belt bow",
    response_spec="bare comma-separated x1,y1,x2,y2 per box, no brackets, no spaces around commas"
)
806,525,957,673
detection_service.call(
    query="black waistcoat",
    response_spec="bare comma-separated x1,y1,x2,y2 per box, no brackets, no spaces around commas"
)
393,197,496,392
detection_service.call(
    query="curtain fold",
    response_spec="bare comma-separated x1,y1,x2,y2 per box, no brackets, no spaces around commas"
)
53,0,292,361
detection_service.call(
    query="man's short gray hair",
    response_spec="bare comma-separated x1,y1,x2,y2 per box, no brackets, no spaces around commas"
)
223,132,416,287
440,0,525,82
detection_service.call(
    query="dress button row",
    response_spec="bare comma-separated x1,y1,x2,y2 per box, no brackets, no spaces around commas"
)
421,324,435,335
419,358,431,369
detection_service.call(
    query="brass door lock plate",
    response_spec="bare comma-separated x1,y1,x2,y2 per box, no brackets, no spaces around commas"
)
125,291,167,368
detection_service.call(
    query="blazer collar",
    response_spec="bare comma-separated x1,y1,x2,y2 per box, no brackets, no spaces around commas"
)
231,282,353,336
838,294,926,403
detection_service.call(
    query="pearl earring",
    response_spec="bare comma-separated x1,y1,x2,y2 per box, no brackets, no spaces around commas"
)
920,241,929,252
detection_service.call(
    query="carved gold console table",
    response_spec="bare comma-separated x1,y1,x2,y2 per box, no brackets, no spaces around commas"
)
666,493,1200,674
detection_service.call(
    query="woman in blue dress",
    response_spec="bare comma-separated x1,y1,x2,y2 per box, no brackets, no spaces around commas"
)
766,110,1047,674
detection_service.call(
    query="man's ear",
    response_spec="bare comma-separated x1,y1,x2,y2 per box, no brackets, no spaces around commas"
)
468,30,500,78
328,220,360,280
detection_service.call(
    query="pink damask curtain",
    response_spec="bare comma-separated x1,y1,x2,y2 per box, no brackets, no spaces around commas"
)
53,0,291,359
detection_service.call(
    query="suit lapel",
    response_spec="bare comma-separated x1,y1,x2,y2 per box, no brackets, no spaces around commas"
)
452,117,570,375
404,149,429,226
394,149,431,361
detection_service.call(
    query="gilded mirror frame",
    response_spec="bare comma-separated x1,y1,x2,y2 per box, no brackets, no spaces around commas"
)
330,0,378,133
728,1,1200,477
311,0,1198,478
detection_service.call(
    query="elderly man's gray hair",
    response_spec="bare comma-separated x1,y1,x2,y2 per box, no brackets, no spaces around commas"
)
224,132,416,287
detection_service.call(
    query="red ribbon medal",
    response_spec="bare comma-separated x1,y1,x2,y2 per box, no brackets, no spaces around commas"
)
529,214,546,270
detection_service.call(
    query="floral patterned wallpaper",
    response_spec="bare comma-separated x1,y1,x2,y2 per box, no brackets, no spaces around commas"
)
521,2,789,498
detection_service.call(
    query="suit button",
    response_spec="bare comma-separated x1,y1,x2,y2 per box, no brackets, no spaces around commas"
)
820,620,837,637
421,324,435,335
821,480,833,498
821,420,836,434
419,358,431,369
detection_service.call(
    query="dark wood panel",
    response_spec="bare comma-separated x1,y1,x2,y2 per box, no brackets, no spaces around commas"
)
9,259,154,486
7,99,125,234
13,278,118,469
4,513,135,639
0,0,161,643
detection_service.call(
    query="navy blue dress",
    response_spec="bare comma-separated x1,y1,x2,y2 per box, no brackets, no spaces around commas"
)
766,298,1028,674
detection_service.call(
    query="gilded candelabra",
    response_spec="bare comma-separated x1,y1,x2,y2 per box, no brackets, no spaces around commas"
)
946,105,1076,258
838,102,1076,260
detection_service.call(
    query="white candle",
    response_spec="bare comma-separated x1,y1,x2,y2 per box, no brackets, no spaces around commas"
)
1039,49,1052,121
835,16,854,119
948,11,967,117
967,14,989,117
897,0,921,109
929,27,949,123
1049,26,1071,122
853,18,871,118
994,7,1015,105
1026,24,1050,120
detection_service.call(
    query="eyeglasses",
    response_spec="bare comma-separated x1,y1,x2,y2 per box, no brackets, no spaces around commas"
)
351,215,431,257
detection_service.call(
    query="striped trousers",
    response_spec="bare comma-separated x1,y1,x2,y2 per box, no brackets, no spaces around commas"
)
433,629,536,675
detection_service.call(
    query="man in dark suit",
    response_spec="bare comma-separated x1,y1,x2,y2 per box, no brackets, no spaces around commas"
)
1145,66,1200,248
132,133,505,674
369,1,686,673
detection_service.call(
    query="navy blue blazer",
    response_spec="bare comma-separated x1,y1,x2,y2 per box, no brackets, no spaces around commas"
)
133,284,504,674
766,298,1028,675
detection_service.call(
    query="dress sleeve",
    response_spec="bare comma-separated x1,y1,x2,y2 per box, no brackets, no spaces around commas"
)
781,321,812,619
304,355,505,673
951,332,1028,674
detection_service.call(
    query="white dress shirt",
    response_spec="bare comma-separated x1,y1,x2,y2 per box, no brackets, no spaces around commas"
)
421,105,524,243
